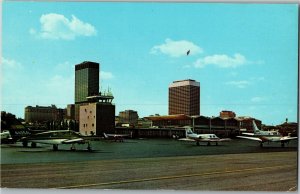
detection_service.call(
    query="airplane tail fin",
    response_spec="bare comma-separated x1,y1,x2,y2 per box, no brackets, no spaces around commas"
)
103,133,108,139
184,126,194,138
252,120,260,134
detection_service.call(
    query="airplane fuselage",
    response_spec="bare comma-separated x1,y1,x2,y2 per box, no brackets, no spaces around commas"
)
257,135,283,142
21,130,91,151
187,133,220,141
182,128,230,146
29,139,75,145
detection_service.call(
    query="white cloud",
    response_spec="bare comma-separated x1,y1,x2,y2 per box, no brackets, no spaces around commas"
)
250,76,265,82
1,57,23,86
54,61,73,73
150,38,203,57
251,96,265,103
225,80,250,89
229,71,238,77
29,28,36,35
100,71,114,80
46,75,74,90
1,57,23,69
194,53,247,68
32,13,96,40
44,75,74,104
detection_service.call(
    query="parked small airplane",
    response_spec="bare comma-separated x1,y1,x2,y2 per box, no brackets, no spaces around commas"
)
179,127,231,146
236,120,297,147
103,133,129,142
21,130,92,151
1,130,13,143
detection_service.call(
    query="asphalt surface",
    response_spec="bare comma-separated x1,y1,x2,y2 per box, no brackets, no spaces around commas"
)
1,138,298,164
1,138,298,191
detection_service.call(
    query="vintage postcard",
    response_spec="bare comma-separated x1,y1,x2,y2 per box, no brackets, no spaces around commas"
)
1,1,298,193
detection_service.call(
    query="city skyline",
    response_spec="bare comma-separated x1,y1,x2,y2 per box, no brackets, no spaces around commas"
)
2,2,298,125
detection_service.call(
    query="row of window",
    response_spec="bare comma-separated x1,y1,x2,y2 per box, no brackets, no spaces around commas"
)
82,123,95,128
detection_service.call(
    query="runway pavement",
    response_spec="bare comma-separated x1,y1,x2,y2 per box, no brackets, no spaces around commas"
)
1,138,298,191
1,152,297,191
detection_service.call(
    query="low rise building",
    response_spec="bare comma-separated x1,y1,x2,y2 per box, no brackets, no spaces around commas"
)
118,110,139,127
145,114,262,137
24,105,66,123
145,114,191,128
66,104,75,120
79,93,115,136
276,122,298,136
220,110,236,119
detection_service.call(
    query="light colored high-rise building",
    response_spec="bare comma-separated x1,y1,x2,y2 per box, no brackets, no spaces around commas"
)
168,79,200,116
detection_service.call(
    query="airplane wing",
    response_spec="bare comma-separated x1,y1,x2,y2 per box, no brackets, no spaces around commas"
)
62,138,85,144
219,138,231,142
280,136,298,141
198,138,231,142
236,136,262,142
241,133,255,136
179,138,231,142
178,138,195,142
106,133,128,137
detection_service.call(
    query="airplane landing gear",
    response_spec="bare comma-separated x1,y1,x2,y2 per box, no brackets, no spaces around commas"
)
87,142,92,151
196,141,200,146
260,142,263,147
207,142,211,146
281,142,285,148
70,144,76,151
31,142,37,148
22,141,28,147
53,144,58,151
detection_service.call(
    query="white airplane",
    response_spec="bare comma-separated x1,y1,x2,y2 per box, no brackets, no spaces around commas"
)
1,130,13,143
236,120,297,147
179,127,231,146
21,130,92,151
103,133,129,142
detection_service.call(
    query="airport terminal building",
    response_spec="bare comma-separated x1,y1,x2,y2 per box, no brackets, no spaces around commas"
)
144,114,262,137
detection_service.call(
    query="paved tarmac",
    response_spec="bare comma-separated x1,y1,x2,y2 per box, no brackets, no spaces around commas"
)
1,138,298,191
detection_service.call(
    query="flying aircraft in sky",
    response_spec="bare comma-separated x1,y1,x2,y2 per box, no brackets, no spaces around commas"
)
21,130,92,151
237,120,297,147
179,127,231,146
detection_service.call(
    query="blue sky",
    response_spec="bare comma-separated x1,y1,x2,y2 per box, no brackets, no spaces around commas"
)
1,2,298,125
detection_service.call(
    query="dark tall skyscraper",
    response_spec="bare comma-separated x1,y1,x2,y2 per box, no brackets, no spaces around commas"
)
75,61,99,120
169,79,200,116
